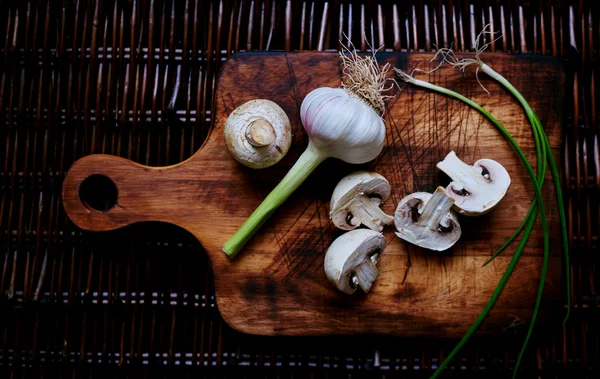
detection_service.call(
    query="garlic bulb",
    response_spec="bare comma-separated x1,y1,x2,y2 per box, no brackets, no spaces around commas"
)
223,50,393,259
301,88,386,164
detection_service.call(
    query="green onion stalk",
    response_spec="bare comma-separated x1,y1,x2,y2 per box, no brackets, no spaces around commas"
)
395,67,548,379
459,59,570,376
439,40,570,323
396,29,570,376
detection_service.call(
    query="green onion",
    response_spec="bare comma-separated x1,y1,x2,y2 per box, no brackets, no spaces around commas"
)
476,63,570,372
438,40,569,324
482,113,547,266
395,70,549,379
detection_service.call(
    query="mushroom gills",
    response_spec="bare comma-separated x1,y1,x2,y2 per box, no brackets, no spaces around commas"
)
330,171,394,232
394,186,461,251
437,151,511,215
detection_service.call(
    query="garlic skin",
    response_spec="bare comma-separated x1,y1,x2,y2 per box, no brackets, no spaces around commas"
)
300,88,386,164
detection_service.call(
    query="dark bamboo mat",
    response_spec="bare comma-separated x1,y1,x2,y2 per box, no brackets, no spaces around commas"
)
0,0,598,377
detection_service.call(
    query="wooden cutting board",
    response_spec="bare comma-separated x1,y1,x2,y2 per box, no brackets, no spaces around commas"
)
62,52,565,337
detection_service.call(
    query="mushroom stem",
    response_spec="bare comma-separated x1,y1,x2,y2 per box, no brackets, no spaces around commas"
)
437,151,486,189
417,187,455,232
245,118,277,147
353,259,379,293
349,197,394,231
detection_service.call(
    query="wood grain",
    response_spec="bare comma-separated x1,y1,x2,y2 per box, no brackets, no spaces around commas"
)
62,52,565,337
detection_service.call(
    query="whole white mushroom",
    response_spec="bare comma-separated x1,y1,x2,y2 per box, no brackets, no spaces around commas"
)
224,99,292,169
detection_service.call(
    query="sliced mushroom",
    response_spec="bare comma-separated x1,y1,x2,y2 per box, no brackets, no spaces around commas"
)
330,171,394,232
437,151,511,215
394,186,461,251
324,229,385,294
224,99,292,169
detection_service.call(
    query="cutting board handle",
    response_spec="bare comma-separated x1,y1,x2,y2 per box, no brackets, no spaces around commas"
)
62,154,173,232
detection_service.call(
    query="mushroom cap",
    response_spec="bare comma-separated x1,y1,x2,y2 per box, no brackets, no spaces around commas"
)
224,99,292,169
437,151,511,216
394,187,462,251
324,229,385,294
330,171,393,231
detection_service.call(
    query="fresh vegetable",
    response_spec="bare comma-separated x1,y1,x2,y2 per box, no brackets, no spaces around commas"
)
330,171,394,232
394,186,461,251
222,47,395,258
437,151,511,216
224,99,292,169
439,36,569,375
395,26,568,378
324,229,385,294
396,65,548,377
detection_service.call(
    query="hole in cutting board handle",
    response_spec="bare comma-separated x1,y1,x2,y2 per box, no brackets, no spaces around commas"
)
79,174,118,212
